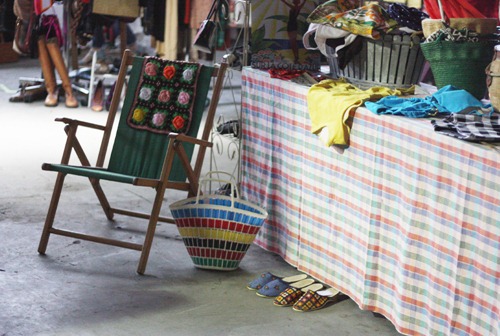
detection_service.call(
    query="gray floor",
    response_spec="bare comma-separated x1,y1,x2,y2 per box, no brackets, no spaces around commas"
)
0,56,402,336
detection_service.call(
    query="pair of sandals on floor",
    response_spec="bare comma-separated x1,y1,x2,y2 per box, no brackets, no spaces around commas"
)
247,272,348,312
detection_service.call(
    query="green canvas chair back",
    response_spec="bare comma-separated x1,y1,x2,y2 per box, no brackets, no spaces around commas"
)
107,56,215,182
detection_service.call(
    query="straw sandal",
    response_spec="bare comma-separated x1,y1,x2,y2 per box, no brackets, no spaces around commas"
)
256,278,315,298
292,288,349,312
273,283,324,307
246,272,308,290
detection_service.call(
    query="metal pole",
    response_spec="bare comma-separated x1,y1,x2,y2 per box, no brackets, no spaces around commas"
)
242,0,250,66
63,0,70,69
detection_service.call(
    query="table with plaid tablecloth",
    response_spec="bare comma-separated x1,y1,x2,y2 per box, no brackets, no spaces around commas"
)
240,67,499,336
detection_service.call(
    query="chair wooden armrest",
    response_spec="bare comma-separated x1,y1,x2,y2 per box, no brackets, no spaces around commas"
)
168,133,213,148
55,117,106,131
53,117,108,168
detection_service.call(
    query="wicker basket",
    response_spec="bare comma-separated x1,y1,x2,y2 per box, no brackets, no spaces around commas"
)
487,45,500,112
420,0,497,99
169,172,268,271
420,39,495,99
327,32,425,89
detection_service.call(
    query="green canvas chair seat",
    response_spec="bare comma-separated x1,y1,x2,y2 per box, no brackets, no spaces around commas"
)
37,50,228,274
40,164,153,185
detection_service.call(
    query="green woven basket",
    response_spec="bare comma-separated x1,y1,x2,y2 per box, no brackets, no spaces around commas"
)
421,40,495,99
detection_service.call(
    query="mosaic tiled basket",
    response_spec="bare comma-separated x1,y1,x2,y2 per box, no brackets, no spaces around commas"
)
169,172,268,271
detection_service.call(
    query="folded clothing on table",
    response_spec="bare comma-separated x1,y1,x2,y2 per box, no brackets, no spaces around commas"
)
431,113,500,142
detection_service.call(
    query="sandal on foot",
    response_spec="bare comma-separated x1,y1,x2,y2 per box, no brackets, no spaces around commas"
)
256,278,315,298
292,288,349,312
246,272,308,290
273,283,324,307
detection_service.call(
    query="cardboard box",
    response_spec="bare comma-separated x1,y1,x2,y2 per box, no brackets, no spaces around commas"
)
0,42,20,64
92,0,140,18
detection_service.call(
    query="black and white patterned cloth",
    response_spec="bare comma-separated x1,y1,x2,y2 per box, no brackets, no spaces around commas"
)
431,113,500,142
387,3,429,32
425,27,479,43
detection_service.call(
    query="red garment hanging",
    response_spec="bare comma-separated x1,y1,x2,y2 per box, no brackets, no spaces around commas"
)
185,0,191,25
424,0,499,20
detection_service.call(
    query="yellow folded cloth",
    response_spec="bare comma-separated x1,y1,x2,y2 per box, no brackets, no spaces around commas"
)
307,79,413,146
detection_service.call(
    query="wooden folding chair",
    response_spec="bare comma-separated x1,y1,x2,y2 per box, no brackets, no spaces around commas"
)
37,49,228,274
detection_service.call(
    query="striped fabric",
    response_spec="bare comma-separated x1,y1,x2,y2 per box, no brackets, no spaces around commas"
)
240,67,500,336
432,113,500,142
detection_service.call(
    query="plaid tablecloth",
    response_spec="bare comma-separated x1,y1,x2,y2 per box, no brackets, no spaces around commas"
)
240,67,499,336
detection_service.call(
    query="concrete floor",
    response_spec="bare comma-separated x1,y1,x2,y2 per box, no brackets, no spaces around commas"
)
0,56,403,336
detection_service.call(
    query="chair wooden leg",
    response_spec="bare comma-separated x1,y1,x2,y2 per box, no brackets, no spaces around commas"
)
136,186,167,275
89,178,114,220
38,172,66,254
64,127,114,220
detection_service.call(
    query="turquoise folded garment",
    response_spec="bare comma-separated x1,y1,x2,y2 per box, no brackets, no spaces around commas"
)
365,85,492,117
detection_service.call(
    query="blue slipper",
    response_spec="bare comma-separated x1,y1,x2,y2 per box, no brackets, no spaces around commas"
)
256,278,315,298
247,272,308,290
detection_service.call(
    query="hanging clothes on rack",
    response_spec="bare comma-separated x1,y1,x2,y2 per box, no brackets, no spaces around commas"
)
155,0,177,59
140,0,165,41
177,0,191,59
140,0,178,60
141,0,206,60
424,0,499,22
